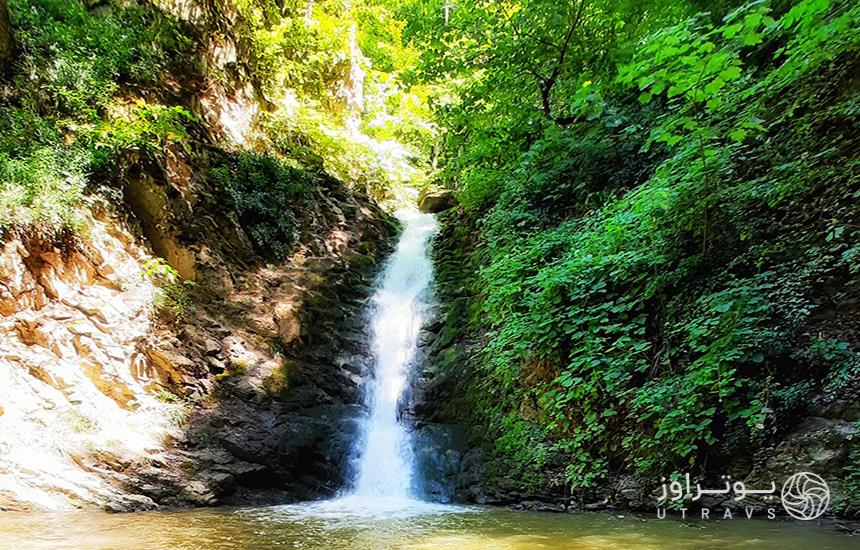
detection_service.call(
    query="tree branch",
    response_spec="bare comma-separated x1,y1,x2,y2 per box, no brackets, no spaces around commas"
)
0,0,13,68
540,0,588,123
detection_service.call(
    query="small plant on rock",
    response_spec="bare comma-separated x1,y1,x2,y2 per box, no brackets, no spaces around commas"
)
142,258,196,323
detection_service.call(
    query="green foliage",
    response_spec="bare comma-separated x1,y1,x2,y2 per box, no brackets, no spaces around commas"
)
156,390,182,404
143,258,196,322
2,0,430,242
232,0,347,98
405,0,696,208
423,0,860,494
796,338,860,395
9,0,191,120
210,152,316,259
87,103,197,168
258,107,417,201
223,0,434,203
0,0,192,237
0,147,88,236
153,281,196,323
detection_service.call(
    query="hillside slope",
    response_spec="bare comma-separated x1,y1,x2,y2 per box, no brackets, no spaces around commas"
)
415,0,860,515
0,0,411,511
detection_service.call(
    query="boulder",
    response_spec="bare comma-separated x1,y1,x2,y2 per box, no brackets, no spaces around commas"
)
179,480,218,506
203,338,221,356
418,189,456,213
102,493,158,513
514,500,566,513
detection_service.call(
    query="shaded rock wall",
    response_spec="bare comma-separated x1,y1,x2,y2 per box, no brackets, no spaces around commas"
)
0,149,396,511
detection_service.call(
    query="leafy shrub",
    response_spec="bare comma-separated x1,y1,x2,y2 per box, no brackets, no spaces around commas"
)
143,258,196,323
0,147,88,236
9,0,191,120
210,152,316,259
87,103,197,168
433,0,860,493
0,0,191,236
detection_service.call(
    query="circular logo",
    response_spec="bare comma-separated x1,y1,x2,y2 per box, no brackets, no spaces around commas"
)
781,472,830,520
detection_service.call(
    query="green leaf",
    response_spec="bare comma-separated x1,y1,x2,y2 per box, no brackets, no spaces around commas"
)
743,32,763,46
722,23,743,38
743,13,763,30
719,66,742,81
729,129,747,142
704,77,726,95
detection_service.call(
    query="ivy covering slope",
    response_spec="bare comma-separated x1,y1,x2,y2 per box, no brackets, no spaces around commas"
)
408,0,860,508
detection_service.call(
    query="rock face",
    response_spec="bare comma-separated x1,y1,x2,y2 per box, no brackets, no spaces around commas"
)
0,176,394,511
418,189,456,213
0,220,174,511
0,0,400,508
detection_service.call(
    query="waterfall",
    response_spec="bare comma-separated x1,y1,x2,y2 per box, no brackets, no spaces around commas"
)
349,210,438,500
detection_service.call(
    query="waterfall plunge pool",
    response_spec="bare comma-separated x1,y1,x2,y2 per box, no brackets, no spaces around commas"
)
0,503,854,549
2,213,855,548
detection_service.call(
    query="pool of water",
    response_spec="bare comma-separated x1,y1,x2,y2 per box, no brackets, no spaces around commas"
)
0,498,855,549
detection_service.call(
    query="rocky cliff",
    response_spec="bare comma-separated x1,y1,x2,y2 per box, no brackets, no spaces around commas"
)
0,0,398,511
0,165,394,512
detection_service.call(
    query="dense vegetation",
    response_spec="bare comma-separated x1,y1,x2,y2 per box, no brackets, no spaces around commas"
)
407,0,860,505
0,0,192,239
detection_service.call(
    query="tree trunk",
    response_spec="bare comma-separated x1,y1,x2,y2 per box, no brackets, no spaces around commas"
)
0,0,13,68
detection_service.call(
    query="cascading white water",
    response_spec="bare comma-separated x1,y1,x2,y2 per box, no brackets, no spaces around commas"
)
350,210,438,500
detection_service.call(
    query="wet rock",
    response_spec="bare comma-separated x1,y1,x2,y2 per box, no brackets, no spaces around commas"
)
758,415,859,511
613,476,647,509
208,471,235,488
514,500,566,513
413,424,466,503
218,461,269,484
180,480,218,506
102,493,158,513
418,189,456,213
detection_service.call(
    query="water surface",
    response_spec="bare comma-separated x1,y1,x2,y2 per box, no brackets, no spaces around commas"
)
0,502,854,549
